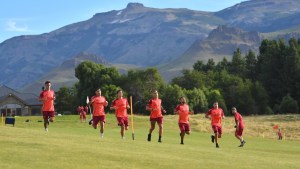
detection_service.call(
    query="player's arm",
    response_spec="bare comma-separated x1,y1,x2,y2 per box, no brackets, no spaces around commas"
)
126,100,130,109
235,120,240,131
205,110,211,119
174,105,180,115
221,110,225,119
53,92,56,100
161,106,166,114
146,100,152,111
146,105,152,111
103,101,108,107
110,100,116,110
109,105,116,110
38,96,44,102
38,94,47,102
174,109,179,114
87,97,94,106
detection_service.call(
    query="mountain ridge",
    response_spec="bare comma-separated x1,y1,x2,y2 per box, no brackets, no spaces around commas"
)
1,1,300,90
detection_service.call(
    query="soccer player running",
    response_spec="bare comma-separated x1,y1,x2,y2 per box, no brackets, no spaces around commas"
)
232,107,246,147
88,88,108,139
146,89,166,143
205,101,225,148
39,81,56,132
110,89,130,140
174,96,194,145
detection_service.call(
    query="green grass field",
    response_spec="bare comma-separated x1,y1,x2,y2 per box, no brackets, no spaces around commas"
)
1,114,299,169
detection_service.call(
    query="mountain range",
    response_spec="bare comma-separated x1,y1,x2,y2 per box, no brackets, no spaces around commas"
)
1,0,300,93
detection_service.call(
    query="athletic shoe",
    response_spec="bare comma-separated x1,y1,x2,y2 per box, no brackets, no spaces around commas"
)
216,143,219,148
158,139,162,143
147,134,151,141
239,140,246,147
88,120,93,125
100,133,104,139
45,128,48,132
180,142,184,145
211,135,215,143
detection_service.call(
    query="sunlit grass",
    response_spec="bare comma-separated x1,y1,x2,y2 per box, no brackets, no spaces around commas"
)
0,114,299,169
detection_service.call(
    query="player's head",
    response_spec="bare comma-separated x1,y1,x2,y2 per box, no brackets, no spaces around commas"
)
231,107,237,114
151,89,158,98
213,101,218,109
44,81,51,90
117,89,123,98
179,96,186,104
95,88,101,96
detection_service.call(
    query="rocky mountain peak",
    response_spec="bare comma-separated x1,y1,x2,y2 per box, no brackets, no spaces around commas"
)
75,52,108,65
208,25,261,42
126,3,144,9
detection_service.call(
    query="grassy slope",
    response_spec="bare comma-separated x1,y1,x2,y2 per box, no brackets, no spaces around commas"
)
0,114,299,169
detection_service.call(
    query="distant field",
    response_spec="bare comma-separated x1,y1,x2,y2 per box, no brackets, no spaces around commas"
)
0,114,299,169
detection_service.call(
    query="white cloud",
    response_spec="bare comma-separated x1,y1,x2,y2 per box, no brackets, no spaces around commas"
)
5,20,29,32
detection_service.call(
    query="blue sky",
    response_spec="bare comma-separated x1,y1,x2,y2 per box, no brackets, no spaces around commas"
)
0,0,246,43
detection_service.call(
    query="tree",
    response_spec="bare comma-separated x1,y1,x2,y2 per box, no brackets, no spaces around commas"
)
229,48,246,77
55,86,76,114
193,60,206,72
75,61,120,105
121,67,165,114
172,69,207,90
257,38,300,108
245,50,257,81
160,84,185,114
233,79,255,115
206,89,228,115
250,81,270,115
215,57,229,72
279,94,299,114
184,88,208,114
206,58,216,72
193,59,216,73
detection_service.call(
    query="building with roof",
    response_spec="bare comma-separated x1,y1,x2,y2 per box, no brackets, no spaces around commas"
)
0,85,42,116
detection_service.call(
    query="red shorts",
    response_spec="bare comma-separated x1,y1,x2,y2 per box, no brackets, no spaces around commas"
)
43,111,55,120
212,125,222,135
150,117,163,124
235,127,244,136
93,115,105,126
117,117,128,127
179,123,190,133
80,112,86,119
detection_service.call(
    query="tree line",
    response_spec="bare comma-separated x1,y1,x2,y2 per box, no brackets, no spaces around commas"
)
55,38,300,115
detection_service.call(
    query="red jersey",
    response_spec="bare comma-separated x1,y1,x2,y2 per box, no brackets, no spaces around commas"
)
39,90,55,111
147,98,163,118
84,106,88,113
206,108,224,127
111,98,128,117
175,104,190,124
77,106,82,112
91,96,106,116
234,112,244,129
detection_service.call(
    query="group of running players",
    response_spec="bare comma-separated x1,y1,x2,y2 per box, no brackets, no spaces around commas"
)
39,81,245,148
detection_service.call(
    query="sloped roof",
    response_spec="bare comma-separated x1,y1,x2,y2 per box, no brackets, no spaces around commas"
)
0,85,41,106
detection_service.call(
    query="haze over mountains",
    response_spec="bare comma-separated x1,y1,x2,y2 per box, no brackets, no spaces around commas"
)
1,0,300,93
